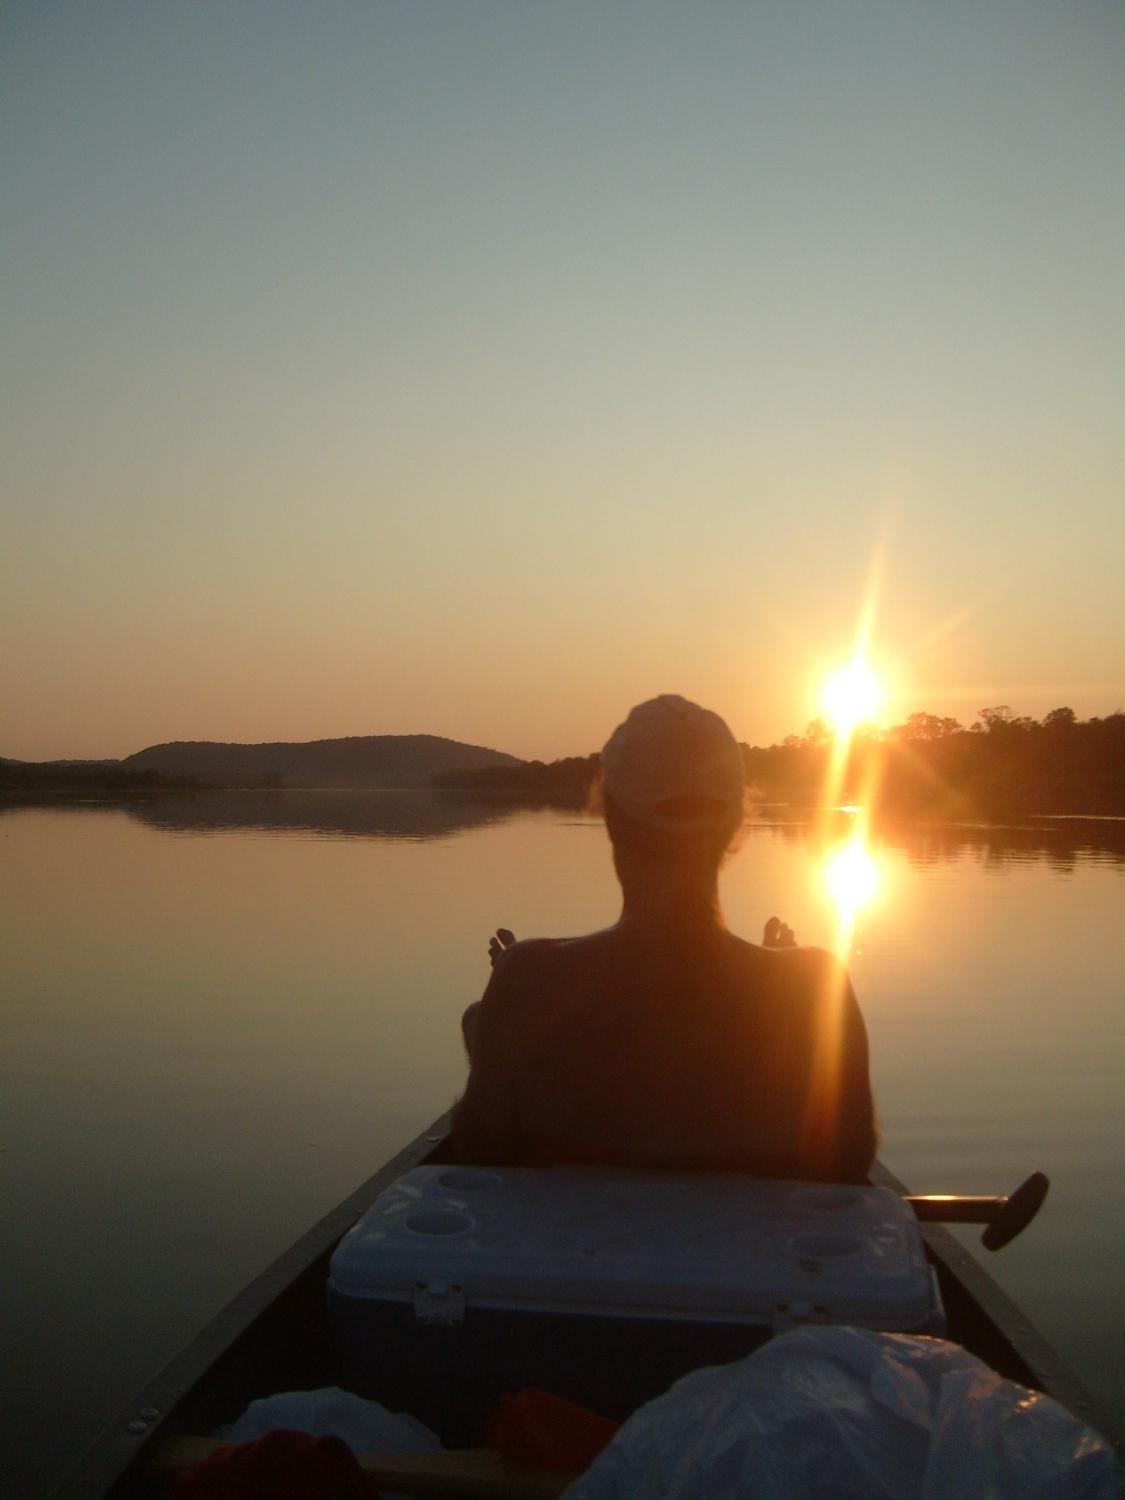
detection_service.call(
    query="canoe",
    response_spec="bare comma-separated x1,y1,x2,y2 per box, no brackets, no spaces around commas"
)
58,1112,1121,1496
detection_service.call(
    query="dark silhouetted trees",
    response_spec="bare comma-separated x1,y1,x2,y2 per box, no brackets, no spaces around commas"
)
432,754,601,804
436,709,1123,815
891,712,963,741
7,710,1121,815
745,708,1125,814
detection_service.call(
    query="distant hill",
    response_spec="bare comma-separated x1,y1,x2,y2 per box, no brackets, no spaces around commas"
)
119,734,522,788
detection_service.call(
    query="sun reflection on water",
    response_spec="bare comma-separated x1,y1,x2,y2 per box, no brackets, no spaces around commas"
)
822,815,884,951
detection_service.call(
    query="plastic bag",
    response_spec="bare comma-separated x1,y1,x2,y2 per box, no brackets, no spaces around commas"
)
562,1328,1119,1499
214,1384,441,1457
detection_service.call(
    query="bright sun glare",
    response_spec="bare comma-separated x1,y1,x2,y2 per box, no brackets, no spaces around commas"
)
824,835,881,938
821,660,886,738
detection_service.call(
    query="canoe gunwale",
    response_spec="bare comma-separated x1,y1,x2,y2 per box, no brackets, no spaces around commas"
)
869,1161,1119,1448
58,1123,1120,1494
56,1112,452,1499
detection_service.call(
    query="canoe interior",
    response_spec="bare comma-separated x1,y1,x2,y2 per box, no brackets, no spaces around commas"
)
60,1115,452,1499
60,1119,1121,1496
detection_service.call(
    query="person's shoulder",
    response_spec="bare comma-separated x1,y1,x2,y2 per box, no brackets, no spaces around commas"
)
503,930,615,964
494,935,566,966
486,936,566,996
490,930,612,999
748,940,857,1003
785,942,847,975
727,933,840,972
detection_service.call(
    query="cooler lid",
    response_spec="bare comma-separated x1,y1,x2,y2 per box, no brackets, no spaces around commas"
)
329,1165,935,1326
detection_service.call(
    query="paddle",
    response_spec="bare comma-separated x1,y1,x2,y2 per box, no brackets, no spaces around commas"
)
151,1435,574,1497
904,1171,1049,1250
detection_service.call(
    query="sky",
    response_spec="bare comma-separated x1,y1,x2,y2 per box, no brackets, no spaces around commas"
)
3,0,1122,762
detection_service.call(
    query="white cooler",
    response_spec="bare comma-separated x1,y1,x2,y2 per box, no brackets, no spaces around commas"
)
328,1164,943,1443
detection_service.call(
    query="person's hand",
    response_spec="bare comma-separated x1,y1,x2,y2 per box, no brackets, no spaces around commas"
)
763,916,797,949
488,927,517,967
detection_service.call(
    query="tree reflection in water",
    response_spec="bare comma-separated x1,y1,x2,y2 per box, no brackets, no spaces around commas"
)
3,789,1122,870
746,805,1125,871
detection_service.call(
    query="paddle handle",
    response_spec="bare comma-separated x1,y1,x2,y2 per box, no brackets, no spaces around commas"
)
981,1171,1050,1250
906,1172,1049,1250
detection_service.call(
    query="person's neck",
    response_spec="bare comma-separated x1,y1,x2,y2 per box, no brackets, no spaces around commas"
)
615,873,726,934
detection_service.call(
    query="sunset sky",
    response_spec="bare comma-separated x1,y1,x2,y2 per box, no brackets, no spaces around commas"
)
3,1,1121,762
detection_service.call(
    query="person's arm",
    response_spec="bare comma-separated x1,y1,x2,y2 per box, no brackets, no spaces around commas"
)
832,972,877,1181
794,948,878,1182
451,942,535,1163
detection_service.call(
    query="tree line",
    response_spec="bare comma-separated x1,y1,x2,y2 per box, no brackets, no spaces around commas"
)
755,706,1124,815
432,754,601,802
6,707,1120,814
434,708,1125,816
0,760,202,792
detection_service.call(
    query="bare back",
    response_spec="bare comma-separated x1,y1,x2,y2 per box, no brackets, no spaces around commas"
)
451,926,876,1182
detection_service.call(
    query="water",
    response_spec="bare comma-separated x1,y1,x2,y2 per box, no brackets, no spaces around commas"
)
1,791,1122,1494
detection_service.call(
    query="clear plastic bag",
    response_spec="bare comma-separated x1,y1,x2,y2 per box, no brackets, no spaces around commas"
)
214,1383,441,1457
563,1328,1119,1499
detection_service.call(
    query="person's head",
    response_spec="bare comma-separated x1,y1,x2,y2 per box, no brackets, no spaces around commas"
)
599,695,745,881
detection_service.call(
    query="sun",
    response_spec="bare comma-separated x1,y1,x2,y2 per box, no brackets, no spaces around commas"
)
821,660,885,738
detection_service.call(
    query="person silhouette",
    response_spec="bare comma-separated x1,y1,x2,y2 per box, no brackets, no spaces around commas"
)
453,696,875,1182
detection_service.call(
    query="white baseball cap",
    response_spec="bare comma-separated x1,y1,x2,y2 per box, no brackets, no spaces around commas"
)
601,695,745,831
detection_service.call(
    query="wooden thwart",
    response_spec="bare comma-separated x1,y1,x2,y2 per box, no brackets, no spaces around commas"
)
151,1435,575,1498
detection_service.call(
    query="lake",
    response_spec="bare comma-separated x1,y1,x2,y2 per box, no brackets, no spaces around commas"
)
1,791,1122,1494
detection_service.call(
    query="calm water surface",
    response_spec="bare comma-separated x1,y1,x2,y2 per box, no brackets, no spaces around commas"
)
1,792,1122,1495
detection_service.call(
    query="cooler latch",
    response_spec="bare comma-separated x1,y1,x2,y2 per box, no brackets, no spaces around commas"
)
412,1281,466,1326
771,1301,828,1330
